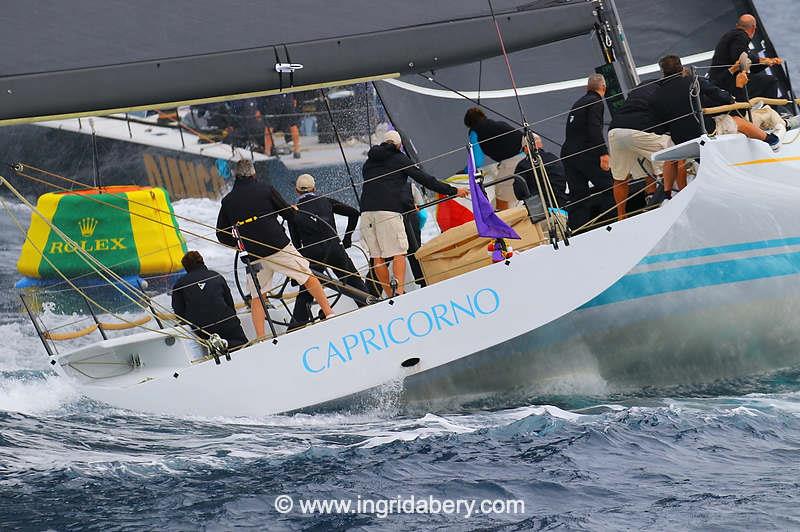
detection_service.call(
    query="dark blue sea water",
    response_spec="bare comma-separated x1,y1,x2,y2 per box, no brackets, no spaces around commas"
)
3,2,800,529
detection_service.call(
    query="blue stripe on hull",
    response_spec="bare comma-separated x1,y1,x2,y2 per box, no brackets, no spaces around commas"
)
640,236,800,265
583,250,800,309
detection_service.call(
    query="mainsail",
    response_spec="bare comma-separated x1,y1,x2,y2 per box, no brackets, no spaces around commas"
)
375,0,794,177
0,0,595,125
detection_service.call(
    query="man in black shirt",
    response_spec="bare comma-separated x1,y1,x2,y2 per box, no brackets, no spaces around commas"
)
216,159,333,338
288,173,369,329
171,251,248,350
650,55,781,194
513,133,568,208
361,131,467,296
463,107,523,210
561,73,613,231
710,14,782,100
607,80,671,219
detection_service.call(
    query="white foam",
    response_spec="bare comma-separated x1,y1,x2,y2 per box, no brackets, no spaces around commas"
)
0,373,80,415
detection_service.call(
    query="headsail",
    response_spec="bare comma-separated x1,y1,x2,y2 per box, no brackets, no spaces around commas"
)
0,0,595,125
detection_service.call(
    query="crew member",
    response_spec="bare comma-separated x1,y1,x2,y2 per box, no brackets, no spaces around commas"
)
361,130,468,297
607,80,671,219
710,14,782,100
288,173,369,329
463,107,523,210
171,251,248,349
216,159,333,338
513,133,568,208
561,74,613,232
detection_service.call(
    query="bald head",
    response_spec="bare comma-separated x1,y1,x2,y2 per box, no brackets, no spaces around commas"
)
587,73,606,95
737,14,757,37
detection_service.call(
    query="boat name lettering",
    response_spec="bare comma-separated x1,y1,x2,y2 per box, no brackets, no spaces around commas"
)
301,288,500,374
48,238,128,254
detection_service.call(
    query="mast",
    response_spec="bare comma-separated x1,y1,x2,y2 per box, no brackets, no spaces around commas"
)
594,0,639,95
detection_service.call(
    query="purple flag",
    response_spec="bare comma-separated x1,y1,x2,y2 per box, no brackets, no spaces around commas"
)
467,145,520,240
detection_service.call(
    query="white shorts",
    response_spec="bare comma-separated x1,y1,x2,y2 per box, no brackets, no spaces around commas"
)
360,211,408,259
246,243,311,296
712,114,738,136
608,128,672,181
488,153,525,203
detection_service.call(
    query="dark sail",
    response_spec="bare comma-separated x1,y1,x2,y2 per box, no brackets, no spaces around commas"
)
0,0,595,125
375,0,793,177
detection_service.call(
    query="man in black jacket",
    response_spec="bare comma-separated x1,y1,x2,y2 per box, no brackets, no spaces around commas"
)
513,133,568,208
288,173,369,329
561,73,613,231
650,55,780,195
710,14,782,100
171,251,248,349
216,159,333,338
463,107,523,210
360,130,468,296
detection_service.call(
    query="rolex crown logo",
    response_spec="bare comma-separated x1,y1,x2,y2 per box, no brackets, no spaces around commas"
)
78,217,99,238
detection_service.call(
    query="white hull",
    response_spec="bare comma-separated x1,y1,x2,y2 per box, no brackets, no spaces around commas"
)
55,134,800,416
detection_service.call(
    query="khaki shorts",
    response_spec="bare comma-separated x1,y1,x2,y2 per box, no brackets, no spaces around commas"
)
712,114,738,136
608,128,672,181
488,153,525,203
360,211,408,259
246,243,311,296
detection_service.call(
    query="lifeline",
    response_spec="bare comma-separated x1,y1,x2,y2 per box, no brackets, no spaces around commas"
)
301,288,501,374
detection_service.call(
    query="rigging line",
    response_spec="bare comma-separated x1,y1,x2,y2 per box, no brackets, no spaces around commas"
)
18,112,526,232
13,168,376,285
320,89,361,208
0,191,199,343
487,0,527,126
417,73,562,147
0,176,207,341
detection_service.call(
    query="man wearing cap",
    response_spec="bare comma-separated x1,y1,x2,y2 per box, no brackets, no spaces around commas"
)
216,159,333,338
361,131,468,296
288,173,369,329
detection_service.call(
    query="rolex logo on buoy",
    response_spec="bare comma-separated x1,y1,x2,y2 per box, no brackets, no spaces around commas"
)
78,217,99,238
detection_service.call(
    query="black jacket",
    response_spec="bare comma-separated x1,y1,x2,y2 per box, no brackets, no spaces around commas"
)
360,143,456,213
290,192,359,255
216,178,294,258
514,151,569,207
710,28,767,97
171,266,239,331
470,117,523,162
650,75,734,145
561,90,608,159
609,80,663,133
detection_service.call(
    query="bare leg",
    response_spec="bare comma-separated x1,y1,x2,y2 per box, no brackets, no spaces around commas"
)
645,175,656,195
264,128,274,155
676,160,687,190
612,178,629,221
302,276,333,317
290,125,301,155
373,257,392,297
662,161,677,197
251,294,266,338
391,255,406,295
732,116,767,141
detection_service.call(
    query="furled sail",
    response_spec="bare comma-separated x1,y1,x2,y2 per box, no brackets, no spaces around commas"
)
375,0,794,177
0,0,595,125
